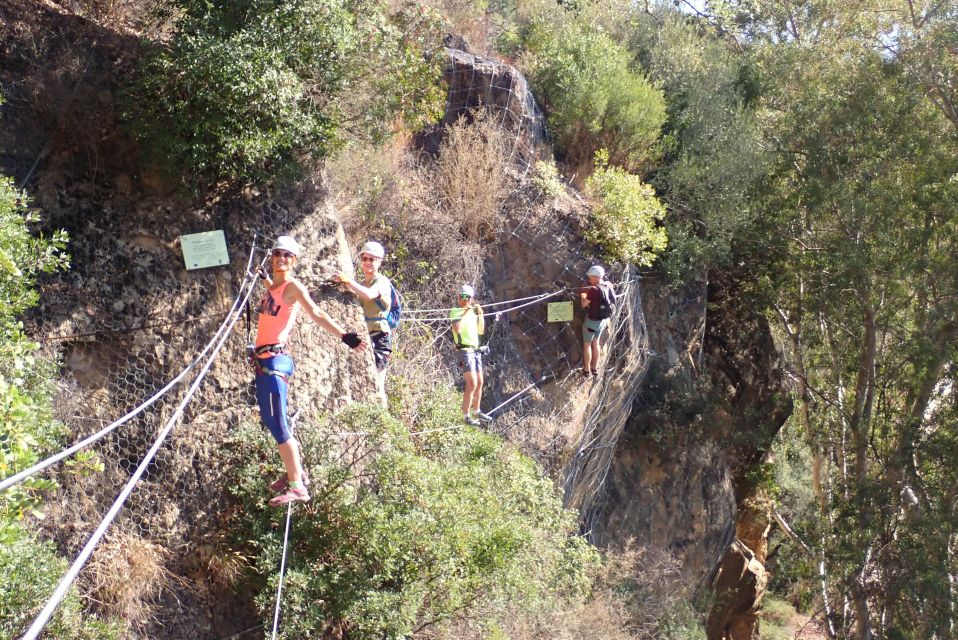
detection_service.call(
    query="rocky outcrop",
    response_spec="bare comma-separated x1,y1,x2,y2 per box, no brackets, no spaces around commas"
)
420,47,548,168
575,271,790,639
580,276,739,578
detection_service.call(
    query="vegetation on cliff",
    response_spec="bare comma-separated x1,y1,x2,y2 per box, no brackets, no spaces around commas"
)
0,177,119,637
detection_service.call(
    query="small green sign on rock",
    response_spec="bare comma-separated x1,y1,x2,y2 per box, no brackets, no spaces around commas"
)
181,230,230,270
547,301,574,323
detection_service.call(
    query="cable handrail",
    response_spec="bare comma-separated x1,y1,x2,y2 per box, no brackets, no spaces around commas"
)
402,288,568,322
0,244,264,495
21,264,262,640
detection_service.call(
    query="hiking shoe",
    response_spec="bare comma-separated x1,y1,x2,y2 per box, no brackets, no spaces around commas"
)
269,470,310,493
268,486,309,507
580,369,593,378
591,369,600,377
464,415,481,426
476,412,495,423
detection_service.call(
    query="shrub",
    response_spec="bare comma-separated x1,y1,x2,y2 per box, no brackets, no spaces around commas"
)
226,400,598,639
129,0,446,183
0,181,119,638
585,150,667,266
434,110,511,240
531,159,565,198
0,534,123,639
522,18,666,172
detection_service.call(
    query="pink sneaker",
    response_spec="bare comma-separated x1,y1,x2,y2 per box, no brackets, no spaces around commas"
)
268,486,309,507
269,470,310,493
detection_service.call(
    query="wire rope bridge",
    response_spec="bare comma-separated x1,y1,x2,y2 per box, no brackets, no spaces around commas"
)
1,220,651,638
4,52,657,635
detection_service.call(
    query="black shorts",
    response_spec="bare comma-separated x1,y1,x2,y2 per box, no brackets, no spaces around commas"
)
369,331,392,371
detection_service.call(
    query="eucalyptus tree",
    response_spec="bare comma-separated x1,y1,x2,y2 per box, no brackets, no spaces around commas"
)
730,23,957,640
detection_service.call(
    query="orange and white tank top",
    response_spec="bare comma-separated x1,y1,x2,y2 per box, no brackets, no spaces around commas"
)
255,281,300,348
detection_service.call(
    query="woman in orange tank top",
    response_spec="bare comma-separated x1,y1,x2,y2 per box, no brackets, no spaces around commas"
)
253,236,367,507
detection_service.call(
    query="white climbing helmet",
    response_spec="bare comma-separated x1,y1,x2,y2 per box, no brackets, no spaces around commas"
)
273,235,301,256
460,284,475,297
586,265,605,278
360,241,385,259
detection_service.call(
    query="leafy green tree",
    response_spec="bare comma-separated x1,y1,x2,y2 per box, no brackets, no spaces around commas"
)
755,37,958,640
520,14,666,172
227,398,597,639
130,0,446,183
585,149,667,266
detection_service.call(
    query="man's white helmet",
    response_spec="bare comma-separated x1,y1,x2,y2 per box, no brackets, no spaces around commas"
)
360,241,385,259
273,235,301,256
586,265,605,278
460,284,475,297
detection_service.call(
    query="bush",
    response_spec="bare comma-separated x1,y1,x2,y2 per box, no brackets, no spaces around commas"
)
129,0,446,183
522,18,666,172
585,150,667,266
0,534,122,639
0,181,119,637
434,110,511,240
226,400,598,639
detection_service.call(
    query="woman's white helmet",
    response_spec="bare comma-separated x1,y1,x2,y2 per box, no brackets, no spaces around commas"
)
273,235,301,256
360,241,385,259
586,265,605,278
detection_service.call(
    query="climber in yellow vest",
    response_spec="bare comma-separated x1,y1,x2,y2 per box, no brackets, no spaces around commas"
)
335,241,393,395
450,284,493,426
253,236,367,507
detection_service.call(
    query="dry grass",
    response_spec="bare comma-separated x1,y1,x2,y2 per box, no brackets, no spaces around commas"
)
434,110,510,242
81,530,178,630
185,532,252,591
442,542,701,640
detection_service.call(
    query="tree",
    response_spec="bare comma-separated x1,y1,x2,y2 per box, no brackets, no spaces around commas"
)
129,0,446,183
756,38,958,640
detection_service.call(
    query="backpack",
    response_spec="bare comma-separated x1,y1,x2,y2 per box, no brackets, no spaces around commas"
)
593,283,616,320
385,281,402,330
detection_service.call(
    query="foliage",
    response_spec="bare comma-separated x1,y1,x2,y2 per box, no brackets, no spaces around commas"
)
0,534,122,639
531,159,564,199
129,0,446,184
750,21,958,639
623,8,769,283
585,150,667,266
520,14,666,172
0,181,70,536
226,400,597,638
0,182,119,637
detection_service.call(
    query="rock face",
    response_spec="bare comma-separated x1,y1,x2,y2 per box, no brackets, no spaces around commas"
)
30,183,383,638
580,275,739,578
421,47,548,169
576,271,791,638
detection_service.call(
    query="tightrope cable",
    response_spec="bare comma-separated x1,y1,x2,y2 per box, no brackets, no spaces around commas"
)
20,261,262,640
270,503,294,640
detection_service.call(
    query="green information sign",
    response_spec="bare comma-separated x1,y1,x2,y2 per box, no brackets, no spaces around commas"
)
547,301,574,323
181,230,230,270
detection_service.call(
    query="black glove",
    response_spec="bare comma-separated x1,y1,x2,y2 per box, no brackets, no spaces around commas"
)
341,332,362,348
